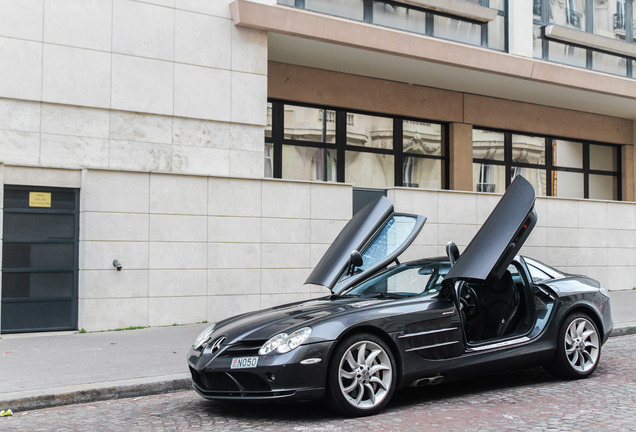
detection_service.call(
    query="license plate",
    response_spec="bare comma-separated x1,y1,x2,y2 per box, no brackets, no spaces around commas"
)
231,356,259,369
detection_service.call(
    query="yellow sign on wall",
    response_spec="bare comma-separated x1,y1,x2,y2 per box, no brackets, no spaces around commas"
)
29,192,52,208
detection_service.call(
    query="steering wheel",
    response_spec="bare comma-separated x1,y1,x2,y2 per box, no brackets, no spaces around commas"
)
458,283,479,319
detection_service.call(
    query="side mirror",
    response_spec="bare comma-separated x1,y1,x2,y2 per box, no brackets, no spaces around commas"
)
446,241,460,266
347,250,363,276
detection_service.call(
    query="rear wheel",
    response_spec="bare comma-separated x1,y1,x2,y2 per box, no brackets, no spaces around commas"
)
546,312,601,379
326,333,396,416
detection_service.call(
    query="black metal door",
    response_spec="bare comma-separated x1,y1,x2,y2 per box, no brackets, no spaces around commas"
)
1,186,79,333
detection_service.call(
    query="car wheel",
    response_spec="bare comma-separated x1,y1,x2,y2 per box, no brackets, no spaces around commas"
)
326,333,396,416
546,312,601,379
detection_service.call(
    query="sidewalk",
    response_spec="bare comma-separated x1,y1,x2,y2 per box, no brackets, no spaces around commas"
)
1,291,635,413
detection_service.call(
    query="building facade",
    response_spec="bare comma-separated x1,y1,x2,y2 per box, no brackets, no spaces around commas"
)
0,0,635,333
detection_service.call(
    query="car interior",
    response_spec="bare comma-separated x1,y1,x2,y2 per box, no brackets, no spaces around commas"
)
458,261,535,343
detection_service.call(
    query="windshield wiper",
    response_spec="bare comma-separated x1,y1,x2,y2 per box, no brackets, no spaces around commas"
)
361,292,405,299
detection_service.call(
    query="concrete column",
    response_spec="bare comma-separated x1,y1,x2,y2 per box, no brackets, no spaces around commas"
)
625,139,635,202
449,123,473,191
508,0,534,58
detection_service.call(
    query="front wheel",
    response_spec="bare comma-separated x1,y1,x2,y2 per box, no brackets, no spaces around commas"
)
326,333,396,416
546,312,601,379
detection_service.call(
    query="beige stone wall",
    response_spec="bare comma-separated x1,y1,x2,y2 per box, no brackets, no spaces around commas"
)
75,169,350,330
0,0,267,177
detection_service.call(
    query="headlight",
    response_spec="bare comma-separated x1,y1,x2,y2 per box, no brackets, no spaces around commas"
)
259,327,312,355
193,324,216,349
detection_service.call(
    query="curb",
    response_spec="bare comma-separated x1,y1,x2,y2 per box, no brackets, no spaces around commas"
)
0,377,192,413
610,324,636,337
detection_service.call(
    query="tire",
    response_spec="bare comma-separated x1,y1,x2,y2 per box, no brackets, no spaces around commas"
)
546,312,601,379
325,333,396,416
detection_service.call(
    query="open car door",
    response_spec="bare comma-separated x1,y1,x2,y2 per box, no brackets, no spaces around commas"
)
305,196,426,296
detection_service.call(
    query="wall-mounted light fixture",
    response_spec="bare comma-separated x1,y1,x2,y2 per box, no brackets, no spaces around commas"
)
113,259,122,271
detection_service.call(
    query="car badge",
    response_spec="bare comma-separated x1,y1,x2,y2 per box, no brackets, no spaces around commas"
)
210,336,225,353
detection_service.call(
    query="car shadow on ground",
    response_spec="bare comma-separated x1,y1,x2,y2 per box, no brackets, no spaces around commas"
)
195,366,573,421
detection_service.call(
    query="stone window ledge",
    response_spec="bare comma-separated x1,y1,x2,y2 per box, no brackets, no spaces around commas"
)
545,24,636,58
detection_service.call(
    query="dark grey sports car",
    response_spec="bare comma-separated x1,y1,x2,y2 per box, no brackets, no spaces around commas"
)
187,176,613,416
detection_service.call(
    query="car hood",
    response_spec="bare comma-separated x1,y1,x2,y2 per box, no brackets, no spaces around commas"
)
211,297,386,343
305,196,426,295
444,175,537,283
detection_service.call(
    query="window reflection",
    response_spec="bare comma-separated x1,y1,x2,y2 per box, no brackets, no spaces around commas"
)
548,40,587,67
345,151,394,188
473,130,504,161
473,163,505,193
347,113,393,150
282,146,337,182
373,2,426,34
404,158,442,189
305,0,364,20
550,0,586,30
593,51,626,76
284,105,336,144
433,15,481,45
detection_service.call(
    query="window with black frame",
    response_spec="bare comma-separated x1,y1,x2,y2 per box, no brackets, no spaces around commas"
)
534,0,636,78
472,128,621,200
265,101,448,190
277,0,507,51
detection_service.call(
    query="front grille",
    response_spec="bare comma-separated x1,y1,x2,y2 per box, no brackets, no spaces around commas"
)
217,340,265,358
190,368,271,393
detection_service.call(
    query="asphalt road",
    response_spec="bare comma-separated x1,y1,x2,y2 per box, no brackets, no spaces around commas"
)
3,334,636,432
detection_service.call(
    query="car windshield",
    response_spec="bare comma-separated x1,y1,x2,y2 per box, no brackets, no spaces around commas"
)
343,260,451,298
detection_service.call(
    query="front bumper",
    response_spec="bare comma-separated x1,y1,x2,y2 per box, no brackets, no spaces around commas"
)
187,339,335,403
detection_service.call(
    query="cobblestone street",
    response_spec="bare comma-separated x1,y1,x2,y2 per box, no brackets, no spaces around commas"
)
3,334,636,432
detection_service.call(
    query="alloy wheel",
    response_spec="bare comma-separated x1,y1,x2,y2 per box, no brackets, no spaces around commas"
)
337,340,392,410
564,317,600,373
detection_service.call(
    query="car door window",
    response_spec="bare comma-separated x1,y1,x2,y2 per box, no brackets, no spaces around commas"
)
359,215,417,271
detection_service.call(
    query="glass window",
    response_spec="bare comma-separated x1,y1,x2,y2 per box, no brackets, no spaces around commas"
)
594,0,620,38
533,24,543,58
282,145,337,181
553,170,584,198
548,41,587,68
403,121,443,156
433,15,481,45
347,113,393,150
403,158,442,189
284,105,336,144
345,151,394,187
590,144,617,171
512,134,545,165
553,139,583,168
473,130,504,161
264,143,273,178
589,174,617,200
473,163,505,193
593,51,627,76
346,261,449,298
305,0,364,21
550,0,586,30
265,102,272,138
373,2,426,34
534,0,542,19
488,14,506,51
512,167,548,196
359,215,418,271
